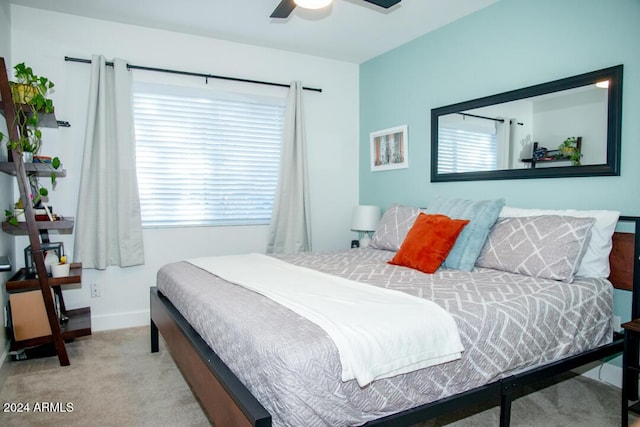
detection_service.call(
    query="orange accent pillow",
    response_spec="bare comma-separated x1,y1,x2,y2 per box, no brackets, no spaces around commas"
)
388,213,470,274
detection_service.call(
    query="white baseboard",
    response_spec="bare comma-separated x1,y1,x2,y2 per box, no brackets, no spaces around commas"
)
575,358,622,389
91,309,150,332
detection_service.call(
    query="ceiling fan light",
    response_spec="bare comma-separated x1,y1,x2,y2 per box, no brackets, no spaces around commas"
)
294,0,333,10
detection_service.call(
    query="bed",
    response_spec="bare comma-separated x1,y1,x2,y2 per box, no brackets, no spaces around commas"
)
150,201,640,427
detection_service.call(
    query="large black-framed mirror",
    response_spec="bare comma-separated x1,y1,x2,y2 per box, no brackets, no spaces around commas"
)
430,65,623,182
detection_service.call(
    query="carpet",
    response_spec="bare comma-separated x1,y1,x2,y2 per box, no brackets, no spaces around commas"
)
0,326,627,426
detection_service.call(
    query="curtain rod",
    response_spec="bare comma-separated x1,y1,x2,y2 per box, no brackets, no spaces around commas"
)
459,112,524,126
459,112,504,123
64,56,322,93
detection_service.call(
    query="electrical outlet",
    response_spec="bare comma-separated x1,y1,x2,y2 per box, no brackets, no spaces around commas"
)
90,283,100,298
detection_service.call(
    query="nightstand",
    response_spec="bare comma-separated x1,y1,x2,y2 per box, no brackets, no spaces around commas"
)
622,319,640,426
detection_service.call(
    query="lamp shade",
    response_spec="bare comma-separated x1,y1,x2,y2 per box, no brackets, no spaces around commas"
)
351,205,382,232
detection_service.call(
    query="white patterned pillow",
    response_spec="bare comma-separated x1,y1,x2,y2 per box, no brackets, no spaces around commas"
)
499,206,619,278
476,215,595,283
369,204,422,251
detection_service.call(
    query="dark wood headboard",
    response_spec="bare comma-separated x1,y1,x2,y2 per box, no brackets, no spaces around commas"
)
610,232,635,291
609,216,640,320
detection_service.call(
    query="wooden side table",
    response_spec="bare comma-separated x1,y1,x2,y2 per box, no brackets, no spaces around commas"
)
622,319,640,426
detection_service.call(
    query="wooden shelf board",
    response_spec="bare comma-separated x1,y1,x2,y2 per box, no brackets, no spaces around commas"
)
521,157,573,163
6,263,82,292
2,217,74,235
0,105,58,128
10,306,92,351
0,255,10,272
0,162,66,177
61,307,92,340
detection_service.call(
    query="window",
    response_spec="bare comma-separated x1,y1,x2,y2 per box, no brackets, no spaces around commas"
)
438,126,498,174
133,83,285,227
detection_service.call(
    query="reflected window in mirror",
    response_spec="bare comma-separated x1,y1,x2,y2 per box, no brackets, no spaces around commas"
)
431,65,622,182
438,115,498,173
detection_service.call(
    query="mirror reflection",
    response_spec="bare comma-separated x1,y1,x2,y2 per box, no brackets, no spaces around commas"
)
431,65,622,182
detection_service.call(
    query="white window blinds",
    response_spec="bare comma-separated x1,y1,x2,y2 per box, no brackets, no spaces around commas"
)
133,83,285,227
438,126,498,174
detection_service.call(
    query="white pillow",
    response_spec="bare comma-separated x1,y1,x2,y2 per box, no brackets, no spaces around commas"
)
499,206,620,278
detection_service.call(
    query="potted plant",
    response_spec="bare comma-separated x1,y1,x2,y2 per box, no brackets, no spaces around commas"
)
558,137,582,166
10,62,54,112
18,133,40,162
1,62,61,225
0,62,55,155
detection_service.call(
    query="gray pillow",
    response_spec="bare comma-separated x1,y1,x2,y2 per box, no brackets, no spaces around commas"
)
425,196,505,271
369,204,422,251
476,215,595,283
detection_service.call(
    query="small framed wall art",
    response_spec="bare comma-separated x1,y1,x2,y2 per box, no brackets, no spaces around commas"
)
370,125,408,172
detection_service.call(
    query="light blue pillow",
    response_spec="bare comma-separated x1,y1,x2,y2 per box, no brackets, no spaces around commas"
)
425,196,505,271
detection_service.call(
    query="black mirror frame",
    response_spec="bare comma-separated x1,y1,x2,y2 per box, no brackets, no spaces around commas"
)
430,65,623,182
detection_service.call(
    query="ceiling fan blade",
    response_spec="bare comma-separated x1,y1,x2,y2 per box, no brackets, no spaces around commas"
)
271,0,297,18
363,0,401,8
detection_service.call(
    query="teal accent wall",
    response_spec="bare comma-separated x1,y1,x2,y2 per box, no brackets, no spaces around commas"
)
360,0,640,320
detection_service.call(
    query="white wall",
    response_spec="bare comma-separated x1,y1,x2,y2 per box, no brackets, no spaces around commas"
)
533,89,608,165
8,5,360,330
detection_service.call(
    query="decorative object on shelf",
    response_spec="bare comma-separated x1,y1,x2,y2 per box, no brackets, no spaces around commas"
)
351,205,382,248
51,261,70,278
532,145,547,160
370,125,408,172
521,138,583,169
25,242,64,275
33,155,52,163
558,137,582,166
4,186,60,226
43,249,59,274
4,193,27,226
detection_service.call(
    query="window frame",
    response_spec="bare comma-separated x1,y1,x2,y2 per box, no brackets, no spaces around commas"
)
132,82,286,229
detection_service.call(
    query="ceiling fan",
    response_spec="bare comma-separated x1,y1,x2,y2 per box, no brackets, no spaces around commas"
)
270,0,401,19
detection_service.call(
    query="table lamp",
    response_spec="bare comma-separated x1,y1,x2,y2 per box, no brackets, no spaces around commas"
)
350,205,381,248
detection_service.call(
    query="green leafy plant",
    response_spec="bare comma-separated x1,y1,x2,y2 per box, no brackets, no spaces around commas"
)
4,209,19,227
11,62,55,113
0,62,61,224
558,137,582,166
0,62,55,155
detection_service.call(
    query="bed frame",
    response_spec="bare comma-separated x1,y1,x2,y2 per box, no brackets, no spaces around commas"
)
150,216,640,427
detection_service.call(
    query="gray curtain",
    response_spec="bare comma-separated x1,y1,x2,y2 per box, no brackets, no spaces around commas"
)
267,81,312,254
74,55,144,269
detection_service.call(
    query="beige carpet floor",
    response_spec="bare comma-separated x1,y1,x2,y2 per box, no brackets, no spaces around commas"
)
0,326,629,426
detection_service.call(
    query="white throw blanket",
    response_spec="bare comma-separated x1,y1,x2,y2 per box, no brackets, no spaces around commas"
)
188,253,464,387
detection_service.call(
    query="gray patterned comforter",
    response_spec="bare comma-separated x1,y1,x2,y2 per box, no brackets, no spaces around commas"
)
156,248,613,427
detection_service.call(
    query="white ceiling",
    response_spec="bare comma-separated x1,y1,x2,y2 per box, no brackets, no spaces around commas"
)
8,0,498,63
